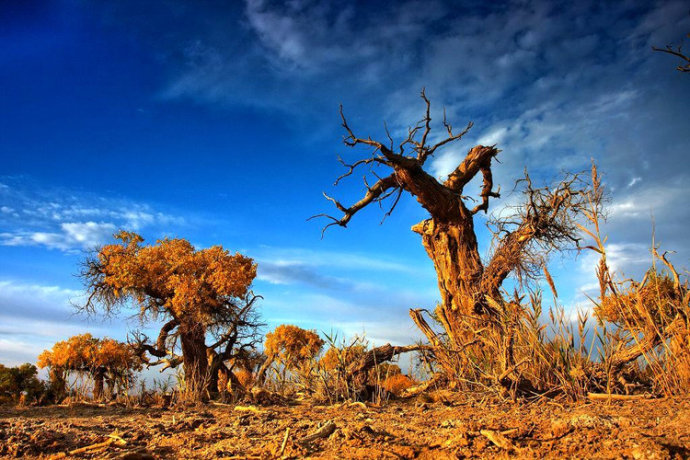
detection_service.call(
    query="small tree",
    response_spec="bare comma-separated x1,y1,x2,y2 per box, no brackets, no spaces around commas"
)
320,344,366,374
318,338,416,400
258,325,324,387
80,231,262,401
37,334,140,400
0,363,44,403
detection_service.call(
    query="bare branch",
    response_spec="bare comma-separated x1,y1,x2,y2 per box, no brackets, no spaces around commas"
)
653,42,690,73
380,187,404,224
340,105,384,150
417,88,432,158
471,165,501,214
482,172,589,294
311,174,399,236
334,156,382,186
425,120,474,159
444,145,500,193
129,331,168,360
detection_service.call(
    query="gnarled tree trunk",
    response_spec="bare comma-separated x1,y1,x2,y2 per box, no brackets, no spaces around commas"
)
318,94,586,377
93,367,105,401
48,368,67,402
180,324,210,401
412,218,487,340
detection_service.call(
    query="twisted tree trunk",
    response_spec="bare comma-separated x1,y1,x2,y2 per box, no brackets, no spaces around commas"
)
92,367,105,401
180,324,210,401
48,368,67,402
319,94,588,383
412,218,487,339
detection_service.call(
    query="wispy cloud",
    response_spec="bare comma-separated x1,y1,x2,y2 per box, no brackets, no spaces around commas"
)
0,279,81,323
0,279,116,365
161,0,445,114
254,245,421,274
2,221,117,251
0,179,185,252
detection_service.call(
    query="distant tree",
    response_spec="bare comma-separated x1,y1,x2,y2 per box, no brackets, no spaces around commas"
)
258,325,324,385
79,231,262,401
381,373,415,396
37,333,140,400
653,32,690,73
37,341,69,401
0,363,43,403
319,344,366,374
315,91,592,378
264,325,325,369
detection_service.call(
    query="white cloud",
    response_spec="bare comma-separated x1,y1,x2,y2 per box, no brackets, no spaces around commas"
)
0,180,185,252
0,279,117,365
608,184,688,221
627,177,642,187
2,221,116,251
0,279,81,317
254,246,423,275
0,338,47,367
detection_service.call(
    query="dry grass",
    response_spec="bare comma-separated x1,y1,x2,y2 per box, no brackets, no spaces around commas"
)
412,165,689,402
5,170,688,410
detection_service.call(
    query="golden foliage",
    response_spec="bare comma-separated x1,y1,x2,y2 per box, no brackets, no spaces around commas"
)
92,232,256,323
369,362,402,382
234,368,254,388
382,373,415,395
597,271,682,327
264,325,324,369
319,344,366,372
38,334,140,374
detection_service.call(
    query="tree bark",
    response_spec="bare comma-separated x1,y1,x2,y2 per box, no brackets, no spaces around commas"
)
412,217,490,342
346,344,424,386
92,367,105,401
49,368,67,402
180,324,210,401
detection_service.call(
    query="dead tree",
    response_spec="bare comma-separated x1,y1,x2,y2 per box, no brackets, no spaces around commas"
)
314,91,590,374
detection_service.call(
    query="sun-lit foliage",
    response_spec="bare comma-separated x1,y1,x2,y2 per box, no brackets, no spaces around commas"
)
381,373,415,396
80,231,261,401
319,344,366,373
37,334,141,400
597,271,682,326
264,325,324,371
234,368,254,389
89,231,256,322
369,362,402,382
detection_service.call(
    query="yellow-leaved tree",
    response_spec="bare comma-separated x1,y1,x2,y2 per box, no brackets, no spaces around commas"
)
258,324,324,386
79,231,262,401
37,333,140,401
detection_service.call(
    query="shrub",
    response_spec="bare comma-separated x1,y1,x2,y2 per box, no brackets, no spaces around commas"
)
0,363,44,404
382,373,415,396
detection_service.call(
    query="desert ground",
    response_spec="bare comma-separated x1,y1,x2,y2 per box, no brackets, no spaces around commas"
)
2,394,689,459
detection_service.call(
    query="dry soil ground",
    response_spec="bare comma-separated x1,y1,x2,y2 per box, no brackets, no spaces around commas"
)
1,393,689,459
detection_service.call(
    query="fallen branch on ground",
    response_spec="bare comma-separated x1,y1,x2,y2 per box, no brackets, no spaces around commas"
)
299,420,337,445
587,393,658,401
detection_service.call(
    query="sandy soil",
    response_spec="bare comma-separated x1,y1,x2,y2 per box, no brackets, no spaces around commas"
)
1,394,689,459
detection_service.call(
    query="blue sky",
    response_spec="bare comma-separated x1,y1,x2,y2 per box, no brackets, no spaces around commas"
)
1,0,689,366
